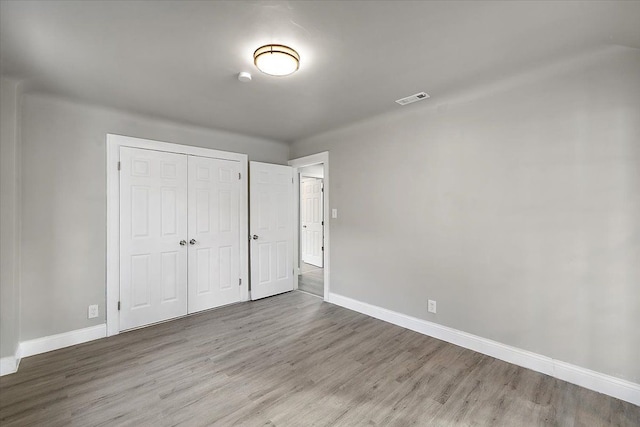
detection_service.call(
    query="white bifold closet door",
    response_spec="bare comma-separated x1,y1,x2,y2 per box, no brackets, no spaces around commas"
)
120,147,241,331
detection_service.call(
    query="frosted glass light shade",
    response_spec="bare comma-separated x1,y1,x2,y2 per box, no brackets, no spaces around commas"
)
254,44,300,76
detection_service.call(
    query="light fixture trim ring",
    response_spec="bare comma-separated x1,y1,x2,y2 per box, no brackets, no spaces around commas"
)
253,44,300,76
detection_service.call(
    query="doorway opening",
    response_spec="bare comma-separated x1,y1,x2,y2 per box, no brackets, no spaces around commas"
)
299,169,324,297
289,152,330,300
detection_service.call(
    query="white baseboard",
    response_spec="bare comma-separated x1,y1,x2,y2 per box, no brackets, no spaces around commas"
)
0,356,19,376
18,324,107,359
327,292,640,406
1,324,107,376
0,342,22,376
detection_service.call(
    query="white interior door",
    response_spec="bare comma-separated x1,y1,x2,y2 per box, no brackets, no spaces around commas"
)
300,177,324,267
119,147,188,330
250,162,294,300
188,155,241,313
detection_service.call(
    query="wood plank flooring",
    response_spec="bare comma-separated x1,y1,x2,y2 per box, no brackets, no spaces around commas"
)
298,263,324,297
1,291,638,426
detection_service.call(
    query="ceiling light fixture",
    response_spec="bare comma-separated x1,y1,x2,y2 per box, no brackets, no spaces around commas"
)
254,44,300,76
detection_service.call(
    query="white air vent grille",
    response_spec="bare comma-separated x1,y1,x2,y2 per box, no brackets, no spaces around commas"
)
395,92,430,106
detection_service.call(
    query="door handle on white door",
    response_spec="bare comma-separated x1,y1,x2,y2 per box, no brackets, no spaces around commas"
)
189,239,197,245
252,235,259,240
179,240,187,246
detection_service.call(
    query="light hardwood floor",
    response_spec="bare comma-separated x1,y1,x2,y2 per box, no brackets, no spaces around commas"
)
1,291,638,426
298,262,324,297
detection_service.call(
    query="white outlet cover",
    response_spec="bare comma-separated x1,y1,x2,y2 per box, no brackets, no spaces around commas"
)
428,300,437,313
88,304,99,319
331,208,338,218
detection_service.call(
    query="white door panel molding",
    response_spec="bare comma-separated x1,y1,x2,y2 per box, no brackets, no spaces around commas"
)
250,162,294,300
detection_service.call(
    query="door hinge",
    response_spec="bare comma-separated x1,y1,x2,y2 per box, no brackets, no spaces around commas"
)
239,278,242,286
117,161,121,171
321,221,324,226
321,187,324,192
322,246,324,251
239,172,241,180
117,301,121,310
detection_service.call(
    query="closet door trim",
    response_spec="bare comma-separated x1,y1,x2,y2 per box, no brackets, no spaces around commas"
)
106,134,248,336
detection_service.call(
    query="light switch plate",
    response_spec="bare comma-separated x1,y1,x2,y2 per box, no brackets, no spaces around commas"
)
332,208,338,218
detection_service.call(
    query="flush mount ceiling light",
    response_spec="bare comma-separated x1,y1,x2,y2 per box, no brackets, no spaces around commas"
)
254,44,300,76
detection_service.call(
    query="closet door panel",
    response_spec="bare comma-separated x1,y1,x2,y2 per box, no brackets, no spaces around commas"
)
120,147,188,330
188,156,241,313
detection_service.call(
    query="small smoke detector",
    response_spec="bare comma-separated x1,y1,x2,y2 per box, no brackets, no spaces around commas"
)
238,71,252,83
395,91,430,106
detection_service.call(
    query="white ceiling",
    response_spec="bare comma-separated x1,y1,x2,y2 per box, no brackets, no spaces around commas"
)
1,1,639,143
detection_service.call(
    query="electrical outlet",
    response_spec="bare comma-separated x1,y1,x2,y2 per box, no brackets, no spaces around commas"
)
428,300,437,314
88,304,99,319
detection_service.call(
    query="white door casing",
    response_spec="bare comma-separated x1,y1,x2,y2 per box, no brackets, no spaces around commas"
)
119,147,188,330
188,155,241,313
250,162,294,300
300,177,324,267
288,152,329,299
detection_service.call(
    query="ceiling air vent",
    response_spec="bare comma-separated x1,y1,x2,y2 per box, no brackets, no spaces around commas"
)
395,92,430,106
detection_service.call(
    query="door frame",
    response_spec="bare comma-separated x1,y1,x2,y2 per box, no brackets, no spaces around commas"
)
106,134,249,336
288,152,330,300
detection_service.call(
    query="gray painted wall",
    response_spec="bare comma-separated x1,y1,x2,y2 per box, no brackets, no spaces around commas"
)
19,94,289,341
0,77,21,359
290,46,640,383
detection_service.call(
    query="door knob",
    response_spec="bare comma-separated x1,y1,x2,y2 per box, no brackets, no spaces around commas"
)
303,225,307,228
179,240,187,246
189,239,197,245
252,235,259,240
